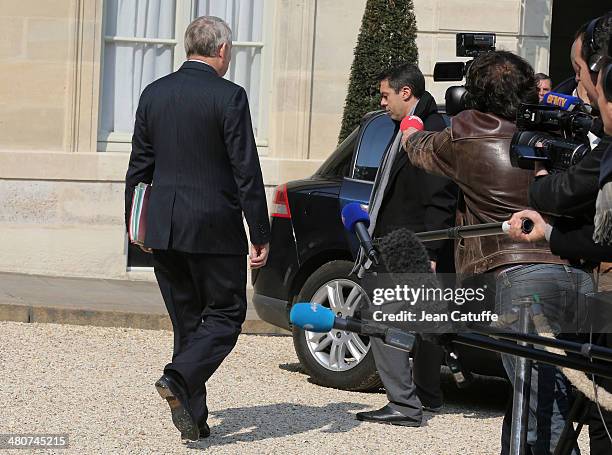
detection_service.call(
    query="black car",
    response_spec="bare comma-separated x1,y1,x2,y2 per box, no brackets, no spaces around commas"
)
252,111,502,390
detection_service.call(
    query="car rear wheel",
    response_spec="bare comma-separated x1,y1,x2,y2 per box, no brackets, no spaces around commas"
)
292,260,382,391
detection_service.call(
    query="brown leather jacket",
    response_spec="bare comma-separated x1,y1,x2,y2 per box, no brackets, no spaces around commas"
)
404,110,567,277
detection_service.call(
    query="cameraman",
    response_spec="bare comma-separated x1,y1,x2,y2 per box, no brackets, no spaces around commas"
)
528,15,612,219
402,50,592,455
508,16,612,454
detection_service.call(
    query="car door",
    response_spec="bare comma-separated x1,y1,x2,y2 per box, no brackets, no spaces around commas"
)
338,112,398,255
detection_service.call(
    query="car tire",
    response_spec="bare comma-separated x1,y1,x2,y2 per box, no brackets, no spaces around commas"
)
292,260,382,391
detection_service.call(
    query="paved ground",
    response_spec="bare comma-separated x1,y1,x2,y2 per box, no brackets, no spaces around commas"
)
0,321,592,454
0,272,284,333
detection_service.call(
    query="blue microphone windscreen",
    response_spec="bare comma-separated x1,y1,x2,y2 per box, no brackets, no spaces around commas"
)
289,303,335,332
543,92,581,111
341,202,370,233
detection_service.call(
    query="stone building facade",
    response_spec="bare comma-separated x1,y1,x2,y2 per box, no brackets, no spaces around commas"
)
0,0,556,279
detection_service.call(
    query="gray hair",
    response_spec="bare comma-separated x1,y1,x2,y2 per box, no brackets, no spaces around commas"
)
184,16,232,57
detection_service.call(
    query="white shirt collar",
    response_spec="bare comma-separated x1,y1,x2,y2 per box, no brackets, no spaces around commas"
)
187,59,214,69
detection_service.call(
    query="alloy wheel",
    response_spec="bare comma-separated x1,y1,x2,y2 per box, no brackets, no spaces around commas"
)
303,279,371,371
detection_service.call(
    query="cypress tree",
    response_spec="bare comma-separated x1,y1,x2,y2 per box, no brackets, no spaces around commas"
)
338,0,419,143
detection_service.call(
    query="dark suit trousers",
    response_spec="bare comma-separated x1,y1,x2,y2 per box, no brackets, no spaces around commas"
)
153,249,247,426
371,336,444,419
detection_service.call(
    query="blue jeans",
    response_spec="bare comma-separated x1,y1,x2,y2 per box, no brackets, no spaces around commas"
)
496,264,593,455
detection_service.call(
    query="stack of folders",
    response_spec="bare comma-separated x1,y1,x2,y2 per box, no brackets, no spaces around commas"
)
129,182,151,246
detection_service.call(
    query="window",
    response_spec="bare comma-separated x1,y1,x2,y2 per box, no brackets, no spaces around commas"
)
98,0,269,153
316,128,358,178
195,1,265,140
352,114,397,182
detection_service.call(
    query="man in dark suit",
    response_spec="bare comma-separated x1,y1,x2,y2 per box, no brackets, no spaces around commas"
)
125,16,270,442
355,63,457,427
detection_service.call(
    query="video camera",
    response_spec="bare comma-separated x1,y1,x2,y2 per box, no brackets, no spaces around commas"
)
510,100,595,173
433,33,496,115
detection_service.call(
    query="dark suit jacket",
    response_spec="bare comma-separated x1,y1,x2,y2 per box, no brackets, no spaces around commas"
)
529,136,612,264
125,61,270,255
374,92,458,272
550,220,612,263
552,76,578,96
529,136,612,219
599,136,612,186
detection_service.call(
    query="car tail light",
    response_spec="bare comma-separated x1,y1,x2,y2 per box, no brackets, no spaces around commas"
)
271,184,291,219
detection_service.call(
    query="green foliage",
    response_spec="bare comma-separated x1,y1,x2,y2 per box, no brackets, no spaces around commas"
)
338,0,419,143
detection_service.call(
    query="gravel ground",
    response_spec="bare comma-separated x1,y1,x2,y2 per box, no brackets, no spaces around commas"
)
0,321,590,454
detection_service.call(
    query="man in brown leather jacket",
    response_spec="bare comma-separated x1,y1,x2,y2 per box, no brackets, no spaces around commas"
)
402,51,594,455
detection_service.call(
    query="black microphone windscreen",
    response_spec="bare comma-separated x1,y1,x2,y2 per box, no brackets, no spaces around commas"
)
378,228,432,274
364,227,453,339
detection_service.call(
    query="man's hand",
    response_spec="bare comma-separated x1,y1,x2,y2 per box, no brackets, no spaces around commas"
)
139,245,153,254
534,162,549,177
249,243,269,269
430,261,437,273
401,127,420,150
507,210,549,243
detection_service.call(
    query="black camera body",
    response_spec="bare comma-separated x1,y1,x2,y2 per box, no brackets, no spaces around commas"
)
510,104,594,173
433,33,496,115
510,131,590,173
515,104,594,136
433,33,496,80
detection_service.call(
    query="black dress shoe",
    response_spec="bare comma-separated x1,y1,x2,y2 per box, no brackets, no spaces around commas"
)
181,422,210,444
422,404,443,413
155,374,200,441
198,422,210,438
356,405,422,427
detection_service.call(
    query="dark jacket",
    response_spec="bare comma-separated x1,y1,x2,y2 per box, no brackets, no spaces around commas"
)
405,110,567,277
553,76,578,96
125,61,271,255
600,137,612,187
530,136,612,264
550,219,612,263
529,136,612,218
374,91,457,271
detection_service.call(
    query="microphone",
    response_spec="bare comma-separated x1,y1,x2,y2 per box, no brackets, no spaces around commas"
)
378,227,432,274
375,228,474,387
374,228,448,328
290,302,358,332
290,302,417,352
542,92,583,112
400,115,425,132
341,203,379,265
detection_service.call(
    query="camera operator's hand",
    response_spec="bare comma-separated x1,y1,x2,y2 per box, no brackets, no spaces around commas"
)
507,210,550,243
534,162,549,177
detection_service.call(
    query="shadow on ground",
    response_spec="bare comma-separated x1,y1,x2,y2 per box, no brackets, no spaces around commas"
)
278,362,304,374
278,362,512,412
439,371,510,412
279,362,510,413
186,402,367,449
184,369,509,448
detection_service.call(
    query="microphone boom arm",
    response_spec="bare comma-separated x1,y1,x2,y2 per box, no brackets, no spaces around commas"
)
414,220,533,242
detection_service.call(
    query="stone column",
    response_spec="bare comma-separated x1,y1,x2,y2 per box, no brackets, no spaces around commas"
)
269,0,317,159
66,0,104,154
517,0,553,74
